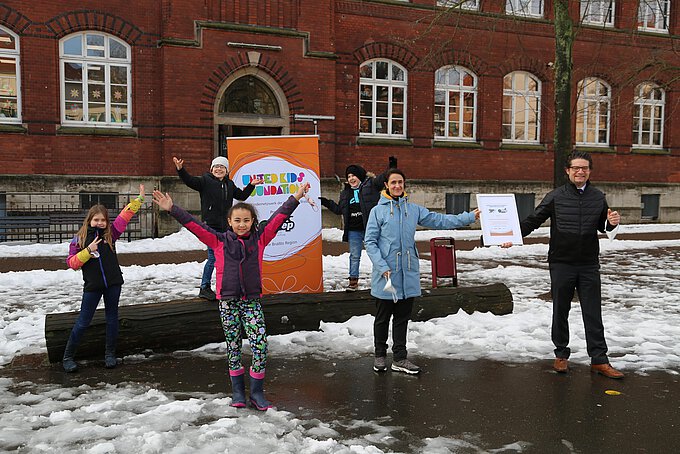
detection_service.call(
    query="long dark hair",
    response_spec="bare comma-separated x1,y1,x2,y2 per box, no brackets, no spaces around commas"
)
228,202,260,234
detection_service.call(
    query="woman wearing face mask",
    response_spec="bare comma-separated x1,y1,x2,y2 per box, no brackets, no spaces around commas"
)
364,169,480,375
319,164,382,291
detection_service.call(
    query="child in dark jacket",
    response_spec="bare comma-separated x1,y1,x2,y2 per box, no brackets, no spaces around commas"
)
153,182,310,410
320,164,383,291
63,184,145,373
173,156,263,300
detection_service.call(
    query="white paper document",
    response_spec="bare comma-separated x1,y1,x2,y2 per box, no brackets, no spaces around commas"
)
476,194,523,246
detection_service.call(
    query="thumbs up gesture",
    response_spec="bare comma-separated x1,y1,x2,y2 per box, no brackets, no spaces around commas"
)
607,208,620,226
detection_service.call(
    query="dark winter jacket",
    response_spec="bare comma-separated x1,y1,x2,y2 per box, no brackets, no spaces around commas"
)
67,198,143,292
520,181,615,265
320,176,382,242
177,167,255,232
169,196,300,300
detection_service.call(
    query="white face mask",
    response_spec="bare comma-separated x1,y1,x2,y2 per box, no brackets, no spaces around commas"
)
383,275,398,303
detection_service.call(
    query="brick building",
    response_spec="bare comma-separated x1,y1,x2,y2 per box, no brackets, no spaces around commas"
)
0,0,678,234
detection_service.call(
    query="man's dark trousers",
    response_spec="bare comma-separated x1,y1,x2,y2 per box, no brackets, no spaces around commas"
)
550,262,609,365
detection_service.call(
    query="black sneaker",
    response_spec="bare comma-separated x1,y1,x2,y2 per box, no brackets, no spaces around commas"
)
373,356,388,372
198,287,216,300
391,359,421,375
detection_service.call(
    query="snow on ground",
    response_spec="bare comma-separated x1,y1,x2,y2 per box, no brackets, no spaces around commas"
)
0,225,679,452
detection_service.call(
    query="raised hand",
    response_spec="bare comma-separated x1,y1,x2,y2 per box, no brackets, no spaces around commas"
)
152,190,174,211
250,177,264,185
294,182,311,201
138,184,145,199
607,208,620,226
172,157,184,171
87,236,103,253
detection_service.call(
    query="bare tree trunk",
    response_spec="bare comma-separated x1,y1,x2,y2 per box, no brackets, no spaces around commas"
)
553,0,574,188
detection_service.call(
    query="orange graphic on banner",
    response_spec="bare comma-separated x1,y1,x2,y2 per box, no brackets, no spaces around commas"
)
227,136,323,294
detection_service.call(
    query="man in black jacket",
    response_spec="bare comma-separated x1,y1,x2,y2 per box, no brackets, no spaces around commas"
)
511,151,623,379
173,156,263,300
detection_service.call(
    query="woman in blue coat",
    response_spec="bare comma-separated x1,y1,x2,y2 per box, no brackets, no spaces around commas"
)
364,169,480,374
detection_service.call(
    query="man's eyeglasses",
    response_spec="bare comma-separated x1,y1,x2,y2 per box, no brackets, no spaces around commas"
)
569,166,590,172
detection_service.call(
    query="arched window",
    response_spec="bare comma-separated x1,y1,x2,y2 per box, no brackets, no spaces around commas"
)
502,71,541,143
0,26,20,123
633,82,665,148
359,59,407,137
219,76,280,116
434,66,477,140
576,78,611,146
60,32,131,126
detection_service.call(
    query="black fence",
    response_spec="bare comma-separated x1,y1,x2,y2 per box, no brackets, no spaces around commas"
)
0,192,155,243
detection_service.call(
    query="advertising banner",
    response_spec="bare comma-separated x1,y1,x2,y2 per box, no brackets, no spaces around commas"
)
227,135,323,294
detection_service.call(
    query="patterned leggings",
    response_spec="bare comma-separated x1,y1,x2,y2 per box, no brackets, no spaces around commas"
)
219,297,268,373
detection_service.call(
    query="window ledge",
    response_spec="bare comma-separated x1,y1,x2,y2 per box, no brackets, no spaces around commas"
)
500,143,546,151
57,126,138,137
356,137,412,147
574,146,615,154
0,124,27,134
630,147,670,155
433,140,482,149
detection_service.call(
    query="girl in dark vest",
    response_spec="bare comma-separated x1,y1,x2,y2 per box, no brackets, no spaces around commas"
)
63,184,145,372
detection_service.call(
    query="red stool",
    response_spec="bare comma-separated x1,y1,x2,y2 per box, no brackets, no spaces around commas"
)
430,237,457,288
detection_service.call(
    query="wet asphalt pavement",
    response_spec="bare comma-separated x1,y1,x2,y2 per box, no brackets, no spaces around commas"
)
6,353,680,453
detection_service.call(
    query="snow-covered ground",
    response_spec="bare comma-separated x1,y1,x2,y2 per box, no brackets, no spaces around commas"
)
1,224,679,453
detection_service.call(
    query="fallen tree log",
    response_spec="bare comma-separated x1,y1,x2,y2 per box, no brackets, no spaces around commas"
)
45,283,512,363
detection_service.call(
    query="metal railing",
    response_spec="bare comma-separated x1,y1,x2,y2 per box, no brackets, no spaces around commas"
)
0,192,155,243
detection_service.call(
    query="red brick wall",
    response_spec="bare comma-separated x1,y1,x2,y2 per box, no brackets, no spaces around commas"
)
0,0,677,184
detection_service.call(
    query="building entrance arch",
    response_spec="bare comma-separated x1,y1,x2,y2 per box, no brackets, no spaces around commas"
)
214,68,289,156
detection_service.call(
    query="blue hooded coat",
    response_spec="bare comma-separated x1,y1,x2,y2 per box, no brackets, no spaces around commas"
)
364,191,476,300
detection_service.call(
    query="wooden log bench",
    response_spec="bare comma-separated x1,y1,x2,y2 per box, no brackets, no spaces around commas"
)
44,283,513,363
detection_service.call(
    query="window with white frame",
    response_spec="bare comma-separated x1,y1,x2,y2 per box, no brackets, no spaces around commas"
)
581,1,615,26
502,71,541,143
576,78,611,146
359,59,407,137
506,0,543,17
60,32,131,126
0,26,20,123
633,82,665,148
434,66,477,140
638,0,670,32
437,0,479,9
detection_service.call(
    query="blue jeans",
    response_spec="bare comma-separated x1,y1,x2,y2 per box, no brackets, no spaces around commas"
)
67,285,122,351
347,230,364,279
201,247,216,288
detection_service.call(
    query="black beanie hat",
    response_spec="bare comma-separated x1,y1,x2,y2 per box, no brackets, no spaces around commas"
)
345,164,367,182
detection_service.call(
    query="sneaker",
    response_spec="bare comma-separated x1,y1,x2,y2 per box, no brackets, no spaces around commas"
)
198,286,216,300
104,354,117,369
373,356,388,372
62,358,78,373
391,358,421,375
346,278,359,292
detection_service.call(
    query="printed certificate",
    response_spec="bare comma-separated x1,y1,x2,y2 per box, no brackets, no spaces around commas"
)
476,194,523,246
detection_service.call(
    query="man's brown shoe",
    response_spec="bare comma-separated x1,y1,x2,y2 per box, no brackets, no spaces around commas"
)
553,358,568,373
591,363,624,379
